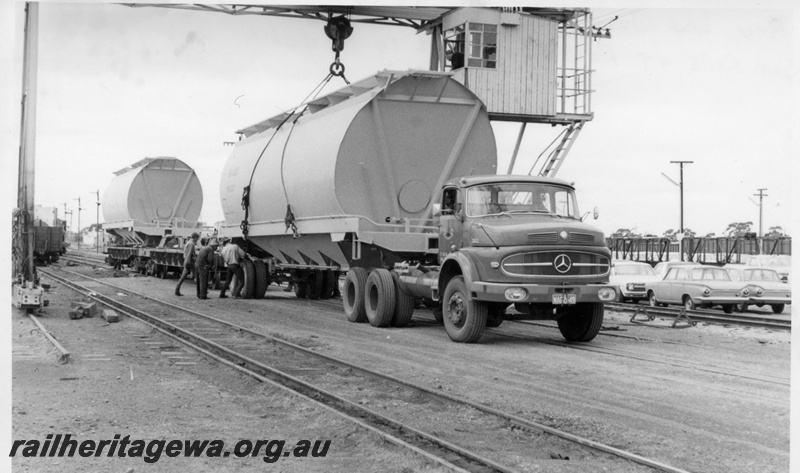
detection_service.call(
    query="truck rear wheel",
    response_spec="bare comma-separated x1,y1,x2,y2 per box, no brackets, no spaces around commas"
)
365,269,395,327
322,271,338,299
442,276,486,343
343,268,368,323
253,260,269,299
241,259,255,299
391,272,414,328
556,302,604,342
308,271,324,300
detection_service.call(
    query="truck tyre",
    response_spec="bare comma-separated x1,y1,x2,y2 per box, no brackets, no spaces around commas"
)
241,259,255,299
391,272,414,327
343,268,368,323
365,269,396,327
442,276,487,343
556,302,604,342
771,304,785,314
486,303,506,328
253,260,269,299
295,283,308,299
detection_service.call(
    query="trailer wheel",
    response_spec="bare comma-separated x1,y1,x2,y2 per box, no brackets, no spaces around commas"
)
322,271,338,299
145,260,156,277
343,268,368,323
308,271,325,300
556,302,604,342
295,283,308,299
159,265,169,279
241,259,255,299
442,276,486,343
391,272,414,328
771,304,785,314
365,269,395,327
253,260,269,299
486,303,507,328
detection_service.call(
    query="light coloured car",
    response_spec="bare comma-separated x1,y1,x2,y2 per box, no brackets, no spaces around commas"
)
610,260,660,303
726,266,791,314
645,265,749,314
728,254,791,282
653,261,698,279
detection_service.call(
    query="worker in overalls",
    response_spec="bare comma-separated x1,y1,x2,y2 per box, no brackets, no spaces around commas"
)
174,232,200,296
195,238,219,299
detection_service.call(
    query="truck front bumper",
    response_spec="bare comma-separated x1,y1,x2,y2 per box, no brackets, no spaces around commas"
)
470,282,617,304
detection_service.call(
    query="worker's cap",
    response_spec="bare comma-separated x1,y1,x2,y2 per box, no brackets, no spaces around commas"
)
221,237,231,244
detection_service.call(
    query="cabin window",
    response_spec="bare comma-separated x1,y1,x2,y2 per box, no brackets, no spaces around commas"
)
467,23,497,69
444,25,465,70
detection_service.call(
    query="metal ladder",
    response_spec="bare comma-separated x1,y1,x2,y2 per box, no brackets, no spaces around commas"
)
538,121,584,177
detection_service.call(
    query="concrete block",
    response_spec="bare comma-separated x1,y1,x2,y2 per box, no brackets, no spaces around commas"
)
101,309,120,323
70,301,97,318
68,309,84,320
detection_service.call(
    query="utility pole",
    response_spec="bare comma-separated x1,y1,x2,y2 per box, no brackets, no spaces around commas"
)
91,189,101,253
669,161,693,233
74,197,82,250
754,188,768,237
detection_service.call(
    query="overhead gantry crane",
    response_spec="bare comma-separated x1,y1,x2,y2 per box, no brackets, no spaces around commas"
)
127,5,611,177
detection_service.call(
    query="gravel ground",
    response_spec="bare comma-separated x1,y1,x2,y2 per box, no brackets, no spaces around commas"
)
9,262,792,472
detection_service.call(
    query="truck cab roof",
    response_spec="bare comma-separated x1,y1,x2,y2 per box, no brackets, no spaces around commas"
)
443,174,574,189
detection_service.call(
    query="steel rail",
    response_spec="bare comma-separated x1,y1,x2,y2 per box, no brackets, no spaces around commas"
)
605,302,790,331
42,267,691,473
40,268,516,473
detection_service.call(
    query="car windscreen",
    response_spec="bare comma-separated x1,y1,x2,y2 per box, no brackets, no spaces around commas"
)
743,269,780,281
692,268,731,281
614,265,656,276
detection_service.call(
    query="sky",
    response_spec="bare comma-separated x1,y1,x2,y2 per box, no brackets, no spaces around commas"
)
1,2,795,240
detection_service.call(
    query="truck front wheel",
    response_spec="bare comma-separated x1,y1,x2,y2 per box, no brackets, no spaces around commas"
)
442,276,487,343
556,302,603,342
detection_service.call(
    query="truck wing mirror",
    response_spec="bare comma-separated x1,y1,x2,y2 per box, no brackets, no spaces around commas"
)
432,203,442,217
593,207,599,220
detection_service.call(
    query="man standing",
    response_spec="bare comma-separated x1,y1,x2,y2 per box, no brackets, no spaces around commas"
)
175,232,199,296
195,238,219,300
219,238,247,299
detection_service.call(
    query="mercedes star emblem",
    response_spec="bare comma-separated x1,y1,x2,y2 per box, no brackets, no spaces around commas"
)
554,254,572,273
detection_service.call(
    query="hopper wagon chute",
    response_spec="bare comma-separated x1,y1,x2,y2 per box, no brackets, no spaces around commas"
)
103,157,204,275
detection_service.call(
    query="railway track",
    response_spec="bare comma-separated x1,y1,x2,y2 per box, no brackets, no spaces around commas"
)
40,266,689,473
605,302,791,331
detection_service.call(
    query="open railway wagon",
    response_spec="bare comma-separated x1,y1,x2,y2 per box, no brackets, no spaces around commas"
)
219,70,616,343
102,157,205,277
31,220,66,265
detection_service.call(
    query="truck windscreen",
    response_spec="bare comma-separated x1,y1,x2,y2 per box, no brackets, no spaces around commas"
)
465,183,580,219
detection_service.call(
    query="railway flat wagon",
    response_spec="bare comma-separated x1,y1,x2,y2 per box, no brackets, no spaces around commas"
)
102,157,204,275
219,70,616,343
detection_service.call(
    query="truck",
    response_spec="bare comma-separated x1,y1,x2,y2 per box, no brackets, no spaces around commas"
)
218,70,616,343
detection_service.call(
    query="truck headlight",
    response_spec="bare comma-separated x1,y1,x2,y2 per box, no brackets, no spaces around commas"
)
598,287,616,301
504,287,527,301
626,283,636,291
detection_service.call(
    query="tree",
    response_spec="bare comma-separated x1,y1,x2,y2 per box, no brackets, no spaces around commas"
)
704,232,716,238
611,228,640,238
725,221,753,238
765,226,785,238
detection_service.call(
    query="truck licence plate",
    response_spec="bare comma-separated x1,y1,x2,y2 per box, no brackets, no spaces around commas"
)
552,293,576,305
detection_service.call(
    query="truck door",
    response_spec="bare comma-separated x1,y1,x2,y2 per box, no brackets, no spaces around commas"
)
438,187,463,261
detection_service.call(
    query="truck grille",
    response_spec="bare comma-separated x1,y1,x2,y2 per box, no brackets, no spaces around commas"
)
569,232,595,245
527,232,558,245
502,251,610,277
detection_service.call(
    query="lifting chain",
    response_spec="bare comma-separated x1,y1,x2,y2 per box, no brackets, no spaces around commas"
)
284,205,300,239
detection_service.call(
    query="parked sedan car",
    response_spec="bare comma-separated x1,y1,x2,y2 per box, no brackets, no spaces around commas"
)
728,254,791,282
646,265,749,313
652,261,698,278
610,260,660,303
726,267,791,314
